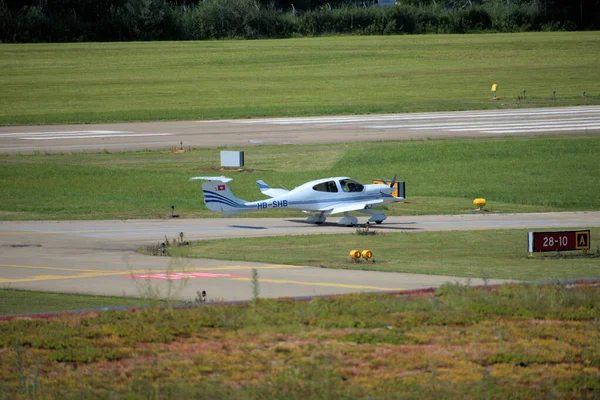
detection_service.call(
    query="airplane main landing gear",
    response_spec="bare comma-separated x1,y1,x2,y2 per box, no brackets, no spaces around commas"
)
307,212,327,225
359,209,387,224
337,212,358,227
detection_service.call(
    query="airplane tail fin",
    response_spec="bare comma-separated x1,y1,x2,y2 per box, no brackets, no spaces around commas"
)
189,176,251,216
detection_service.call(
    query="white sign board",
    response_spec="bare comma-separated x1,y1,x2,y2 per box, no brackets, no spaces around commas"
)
221,151,245,168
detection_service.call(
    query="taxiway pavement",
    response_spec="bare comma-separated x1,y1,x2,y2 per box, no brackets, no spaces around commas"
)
2,212,599,302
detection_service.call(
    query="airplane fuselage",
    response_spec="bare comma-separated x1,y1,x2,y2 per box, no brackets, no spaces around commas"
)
245,183,393,212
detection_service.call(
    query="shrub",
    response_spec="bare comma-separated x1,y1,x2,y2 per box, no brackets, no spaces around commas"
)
0,0,597,42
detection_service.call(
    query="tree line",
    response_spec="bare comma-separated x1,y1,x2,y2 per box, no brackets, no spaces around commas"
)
0,0,598,43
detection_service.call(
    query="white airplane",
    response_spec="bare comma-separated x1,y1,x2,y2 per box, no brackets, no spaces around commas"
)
189,175,404,226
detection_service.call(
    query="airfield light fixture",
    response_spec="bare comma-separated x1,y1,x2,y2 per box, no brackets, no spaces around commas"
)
473,198,486,211
491,83,498,99
361,250,373,260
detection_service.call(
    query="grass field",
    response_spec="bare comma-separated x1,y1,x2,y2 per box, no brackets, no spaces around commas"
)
168,228,600,282
2,31,600,398
1,284,599,398
1,134,599,220
1,32,599,125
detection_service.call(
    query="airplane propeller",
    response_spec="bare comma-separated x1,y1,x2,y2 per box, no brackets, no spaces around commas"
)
389,173,397,188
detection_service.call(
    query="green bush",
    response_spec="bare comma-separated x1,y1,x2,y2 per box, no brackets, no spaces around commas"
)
0,0,597,42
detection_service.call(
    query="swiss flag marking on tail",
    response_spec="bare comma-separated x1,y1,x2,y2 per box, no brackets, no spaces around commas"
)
217,185,226,191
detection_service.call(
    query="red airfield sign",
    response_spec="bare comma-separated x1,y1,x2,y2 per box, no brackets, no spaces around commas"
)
528,230,590,253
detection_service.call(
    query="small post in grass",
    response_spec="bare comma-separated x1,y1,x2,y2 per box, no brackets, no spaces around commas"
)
491,83,498,99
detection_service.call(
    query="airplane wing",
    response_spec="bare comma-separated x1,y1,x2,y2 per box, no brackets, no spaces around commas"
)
321,199,384,214
256,180,289,198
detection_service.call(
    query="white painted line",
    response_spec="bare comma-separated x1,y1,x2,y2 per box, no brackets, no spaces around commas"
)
0,130,132,137
22,133,174,140
0,141,173,152
369,117,600,130
232,107,600,125
475,125,600,134
411,121,600,131
448,123,600,132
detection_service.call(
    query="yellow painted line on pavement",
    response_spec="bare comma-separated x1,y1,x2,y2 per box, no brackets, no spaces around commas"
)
231,277,406,291
0,263,304,283
1,264,303,273
0,227,167,235
0,230,106,235
214,265,306,270
125,265,305,274
0,273,115,284
0,264,116,273
0,231,43,235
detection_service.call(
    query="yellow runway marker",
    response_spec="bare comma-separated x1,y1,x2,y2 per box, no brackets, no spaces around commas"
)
231,277,406,291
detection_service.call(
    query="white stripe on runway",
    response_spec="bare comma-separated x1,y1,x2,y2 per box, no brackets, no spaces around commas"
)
447,123,600,132
0,141,173,152
232,106,600,125
474,125,600,134
22,133,173,140
0,130,131,137
369,117,600,130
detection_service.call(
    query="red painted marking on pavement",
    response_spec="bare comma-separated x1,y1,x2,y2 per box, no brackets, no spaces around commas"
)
126,272,248,280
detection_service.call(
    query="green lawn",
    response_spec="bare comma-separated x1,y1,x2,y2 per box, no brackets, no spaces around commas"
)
1,32,599,125
1,134,599,220
168,228,600,282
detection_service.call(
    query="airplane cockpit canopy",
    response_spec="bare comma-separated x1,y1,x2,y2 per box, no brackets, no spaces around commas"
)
313,180,339,193
340,179,364,193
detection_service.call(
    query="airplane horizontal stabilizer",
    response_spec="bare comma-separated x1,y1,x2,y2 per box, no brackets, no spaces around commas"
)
189,176,233,183
256,180,290,198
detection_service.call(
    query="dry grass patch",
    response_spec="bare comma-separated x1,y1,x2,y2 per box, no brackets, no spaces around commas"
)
1,283,599,398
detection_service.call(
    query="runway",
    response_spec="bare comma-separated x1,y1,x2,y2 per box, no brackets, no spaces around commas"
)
2,212,599,302
1,106,600,154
